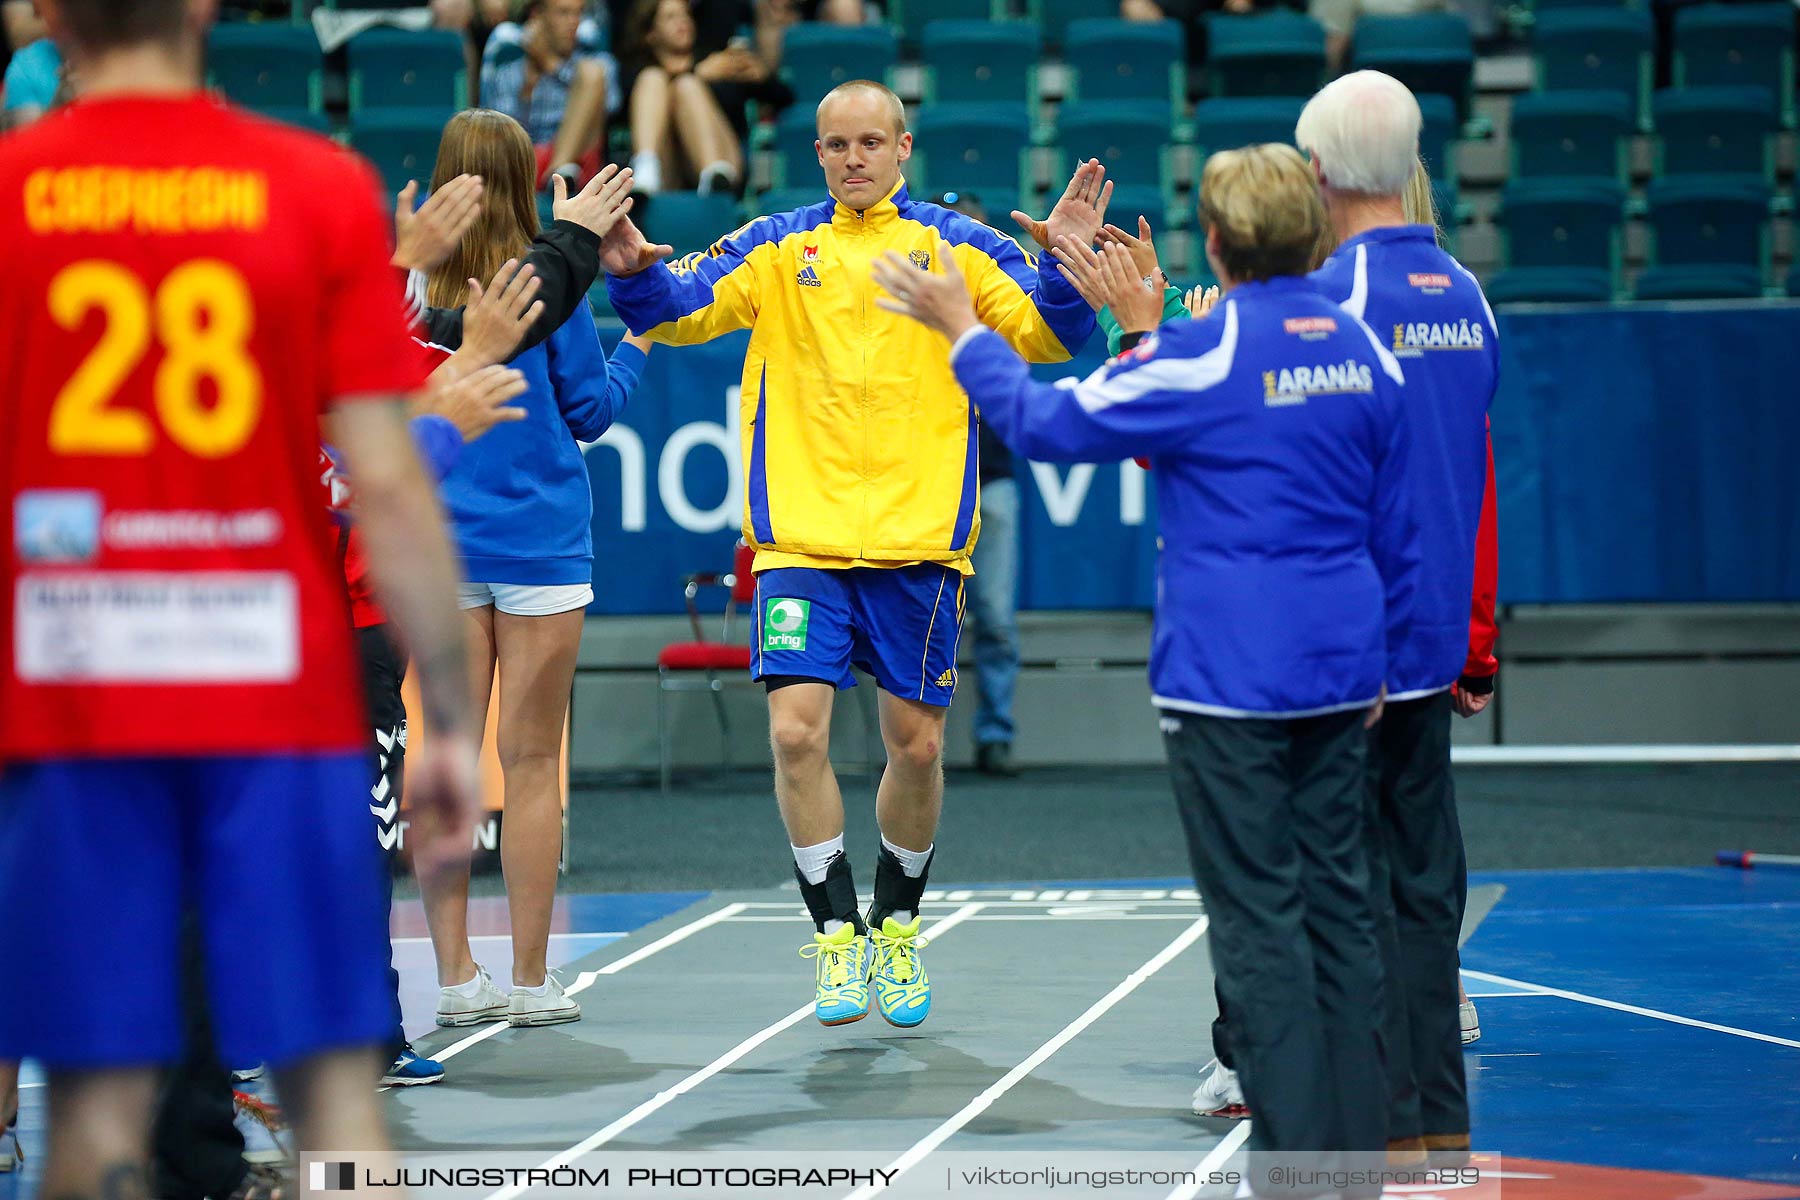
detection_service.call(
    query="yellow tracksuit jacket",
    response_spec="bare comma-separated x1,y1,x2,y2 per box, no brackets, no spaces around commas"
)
605,179,1096,572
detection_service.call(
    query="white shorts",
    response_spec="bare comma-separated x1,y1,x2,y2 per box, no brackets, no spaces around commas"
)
456,582,593,616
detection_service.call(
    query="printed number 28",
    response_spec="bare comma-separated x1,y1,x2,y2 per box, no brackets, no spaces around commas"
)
47,258,263,459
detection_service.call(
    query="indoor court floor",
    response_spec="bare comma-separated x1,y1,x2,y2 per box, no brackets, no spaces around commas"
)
7,864,1797,1198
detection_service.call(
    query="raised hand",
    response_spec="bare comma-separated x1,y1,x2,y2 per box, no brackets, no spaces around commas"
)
871,234,980,341
460,259,543,368
1051,237,1164,333
598,212,675,278
392,173,484,273
1100,216,1166,289
1009,159,1113,253
551,163,640,239
1184,283,1221,319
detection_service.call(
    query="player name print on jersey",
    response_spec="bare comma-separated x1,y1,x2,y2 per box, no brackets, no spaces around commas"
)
24,166,269,236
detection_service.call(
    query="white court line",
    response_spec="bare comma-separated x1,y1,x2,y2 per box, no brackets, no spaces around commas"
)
1452,743,1800,764
1461,991,1553,999
1461,968,1800,1049
484,903,987,1200
727,913,1199,922
736,899,1203,909
843,915,1212,1200
1165,1120,1253,1200
392,932,626,945
427,903,748,1067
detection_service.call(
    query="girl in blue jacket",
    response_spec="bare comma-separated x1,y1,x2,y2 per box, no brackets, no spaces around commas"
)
421,109,648,1033
875,144,1420,1193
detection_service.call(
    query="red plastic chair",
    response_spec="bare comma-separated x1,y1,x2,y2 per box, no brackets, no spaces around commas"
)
656,541,757,792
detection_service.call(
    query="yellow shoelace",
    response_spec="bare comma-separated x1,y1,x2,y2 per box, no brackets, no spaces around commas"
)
871,926,929,984
799,937,859,987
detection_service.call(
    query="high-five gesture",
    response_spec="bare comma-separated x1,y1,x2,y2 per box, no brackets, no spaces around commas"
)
598,213,675,278
871,234,980,342
392,173,484,273
550,163,640,239
1100,216,1167,290
1050,237,1165,333
1010,159,1113,253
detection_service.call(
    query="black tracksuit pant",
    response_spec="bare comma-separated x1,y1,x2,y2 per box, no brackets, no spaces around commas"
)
1364,691,1468,1143
1165,709,1385,1196
358,623,410,1065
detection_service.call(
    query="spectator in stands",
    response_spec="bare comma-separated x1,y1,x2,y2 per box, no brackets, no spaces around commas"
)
1310,0,1443,73
1,24,61,127
620,0,793,193
1120,0,1300,68
308,0,511,83
420,109,650,1032
1,0,43,57
935,189,1026,779
483,0,619,191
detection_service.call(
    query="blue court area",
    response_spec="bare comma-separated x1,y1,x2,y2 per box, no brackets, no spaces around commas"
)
3,868,1796,1196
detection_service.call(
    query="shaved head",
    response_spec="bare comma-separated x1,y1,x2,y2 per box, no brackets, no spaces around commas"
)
817,80,906,138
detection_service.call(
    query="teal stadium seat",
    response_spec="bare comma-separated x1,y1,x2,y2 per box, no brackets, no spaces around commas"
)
1653,86,1778,180
1098,184,1176,258
1531,9,1654,127
348,28,467,112
1206,10,1326,98
771,106,821,190
1489,177,1625,300
1526,0,1641,11
751,188,830,216
1029,0,1120,50
1417,93,1458,182
890,0,1000,49
1056,100,1171,190
208,23,322,115
1673,3,1795,128
779,25,897,107
1350,13,1475,124
909,103,1032,195
1508,90,1633,180
1065,19,1185,107
921,21,1040,104
1635,174,1771,299
267,108,332,135
1189,97,1304,157
349,108,453,196
641,192,742,258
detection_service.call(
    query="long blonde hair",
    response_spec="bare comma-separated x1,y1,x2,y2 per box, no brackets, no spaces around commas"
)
425,110,540,308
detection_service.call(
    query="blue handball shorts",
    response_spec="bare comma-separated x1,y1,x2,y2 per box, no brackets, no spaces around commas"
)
751,564,966,708
0,752,392,1070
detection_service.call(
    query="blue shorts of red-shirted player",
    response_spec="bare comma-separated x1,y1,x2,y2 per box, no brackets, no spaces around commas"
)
0,753,392,1070
751,564,966,707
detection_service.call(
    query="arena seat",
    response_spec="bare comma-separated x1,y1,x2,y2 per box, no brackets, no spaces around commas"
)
348,107,454,196
1673,2,1795,128
908,103,1033,197
1206,10,1327,98
1189,97,1305,157
640,191,742,258
1056,100,1173,190
779,25,898,107
1495,177,1626,290
1484,266,1615,303
889,0,1000,50
207,23,322,116
1509,90,1634,181
1653,86,1779,180
1635,174,1772,298
1531,8,1654,128
1028,0,1122,51
348,28,466,112
921,20,1041,104
1064,19,1186,108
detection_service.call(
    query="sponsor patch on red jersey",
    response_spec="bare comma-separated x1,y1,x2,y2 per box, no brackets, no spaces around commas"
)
1409,273,1453,290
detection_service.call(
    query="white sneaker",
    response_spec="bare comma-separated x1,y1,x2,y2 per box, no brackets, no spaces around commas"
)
1192,1059,1250,1118
629,151,662,195
1460,999,1481,1045
436,963,509,1027
0,1117,20,1173
508,971,582,1027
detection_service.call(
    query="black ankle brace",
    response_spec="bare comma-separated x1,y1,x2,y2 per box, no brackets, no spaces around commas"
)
867,844,933,930
796,852,865,935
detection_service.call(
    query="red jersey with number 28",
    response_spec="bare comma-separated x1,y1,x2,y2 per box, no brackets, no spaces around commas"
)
0,94,427,761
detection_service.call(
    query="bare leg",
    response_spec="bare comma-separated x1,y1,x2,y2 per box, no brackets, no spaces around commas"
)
416,604,496,988
493,607,585,988
818,0,863,23
668,73,743,187
41,1068,157,1200
548,56,610,178
874,692,946,852
0,1059,15,1128
630,67,673,167
274,1048,403,1193
769,683,844,847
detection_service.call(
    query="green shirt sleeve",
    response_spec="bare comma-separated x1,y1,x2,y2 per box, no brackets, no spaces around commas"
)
1098,287,1189,356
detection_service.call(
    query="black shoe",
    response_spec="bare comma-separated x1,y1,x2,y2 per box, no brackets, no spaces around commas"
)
975,742,1019,777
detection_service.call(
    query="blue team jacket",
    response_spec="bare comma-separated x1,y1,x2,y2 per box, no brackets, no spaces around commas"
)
1310,225,1499,697
441,309,645,585
953,275,1423,718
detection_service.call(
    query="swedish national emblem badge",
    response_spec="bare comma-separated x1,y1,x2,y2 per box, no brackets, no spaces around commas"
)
909,249,931,271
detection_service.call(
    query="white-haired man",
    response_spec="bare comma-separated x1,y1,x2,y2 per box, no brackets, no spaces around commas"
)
1289,69,1499,1160
1188,67,1497,1165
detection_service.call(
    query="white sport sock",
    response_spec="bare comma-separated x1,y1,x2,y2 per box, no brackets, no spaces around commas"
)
447,970,485,998
514,979,550,997
792,834,845,885
881,835,933,878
